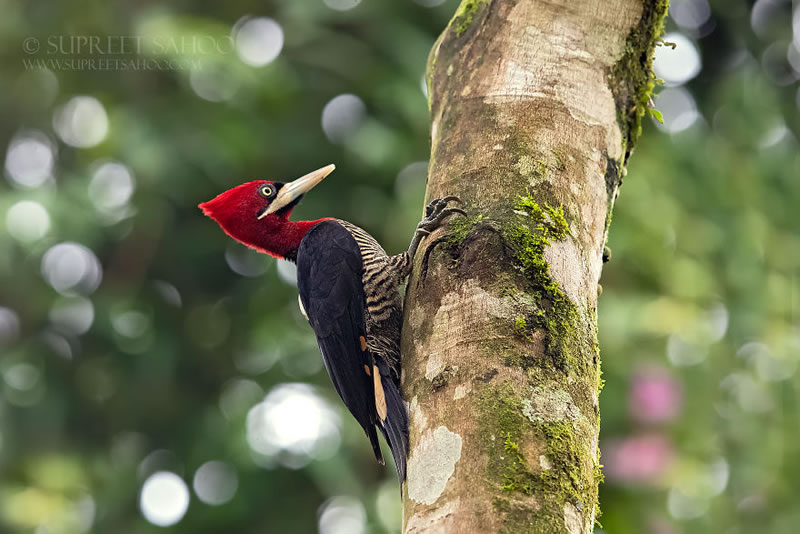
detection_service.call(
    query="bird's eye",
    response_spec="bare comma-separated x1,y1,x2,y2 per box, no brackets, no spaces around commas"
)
260,185,274,198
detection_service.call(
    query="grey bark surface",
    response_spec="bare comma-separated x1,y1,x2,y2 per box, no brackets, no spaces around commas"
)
399,0,667,532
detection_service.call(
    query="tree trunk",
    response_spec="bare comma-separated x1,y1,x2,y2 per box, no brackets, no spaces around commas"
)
400,1,668,532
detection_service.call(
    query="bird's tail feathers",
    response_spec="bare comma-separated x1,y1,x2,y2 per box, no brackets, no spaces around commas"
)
378,375,409,484
367,426,385,465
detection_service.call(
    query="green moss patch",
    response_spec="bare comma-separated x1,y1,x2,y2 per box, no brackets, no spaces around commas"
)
610,0,669,163
514,314,528,333
451,0,491,37
446,213,487,247
503,192,584,374
478,384,597,532
501,432,538,495
492,497,541,534
477,384,532,495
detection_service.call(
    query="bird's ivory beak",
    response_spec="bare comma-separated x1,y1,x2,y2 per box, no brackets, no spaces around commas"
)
259,164,335,219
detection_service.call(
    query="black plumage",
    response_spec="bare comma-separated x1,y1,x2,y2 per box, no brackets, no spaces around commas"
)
297,220,409,481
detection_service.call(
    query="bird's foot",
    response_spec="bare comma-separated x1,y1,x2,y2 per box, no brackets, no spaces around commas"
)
415,196,466,237
405,196,466,267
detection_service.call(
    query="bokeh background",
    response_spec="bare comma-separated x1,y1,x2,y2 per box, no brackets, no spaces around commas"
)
0,0,798,532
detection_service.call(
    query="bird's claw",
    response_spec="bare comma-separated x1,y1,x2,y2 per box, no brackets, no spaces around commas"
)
425,196,462,217
407,196,466,267
444,207,468,217
419,196,466,233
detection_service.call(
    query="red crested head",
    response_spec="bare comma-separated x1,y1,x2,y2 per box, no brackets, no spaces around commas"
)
199,165,335,261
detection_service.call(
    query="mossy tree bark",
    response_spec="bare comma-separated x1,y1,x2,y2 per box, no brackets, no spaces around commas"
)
399,0,668,532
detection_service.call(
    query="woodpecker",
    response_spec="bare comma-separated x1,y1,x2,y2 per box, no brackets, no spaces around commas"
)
199,164,464,482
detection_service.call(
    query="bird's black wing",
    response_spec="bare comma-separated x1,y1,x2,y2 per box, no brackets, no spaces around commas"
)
296,220,383,463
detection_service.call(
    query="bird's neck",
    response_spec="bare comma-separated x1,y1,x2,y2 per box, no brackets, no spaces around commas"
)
249,218,332,262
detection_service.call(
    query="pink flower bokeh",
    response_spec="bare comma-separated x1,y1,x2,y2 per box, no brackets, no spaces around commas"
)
629,365,683,423
603,433,676,485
